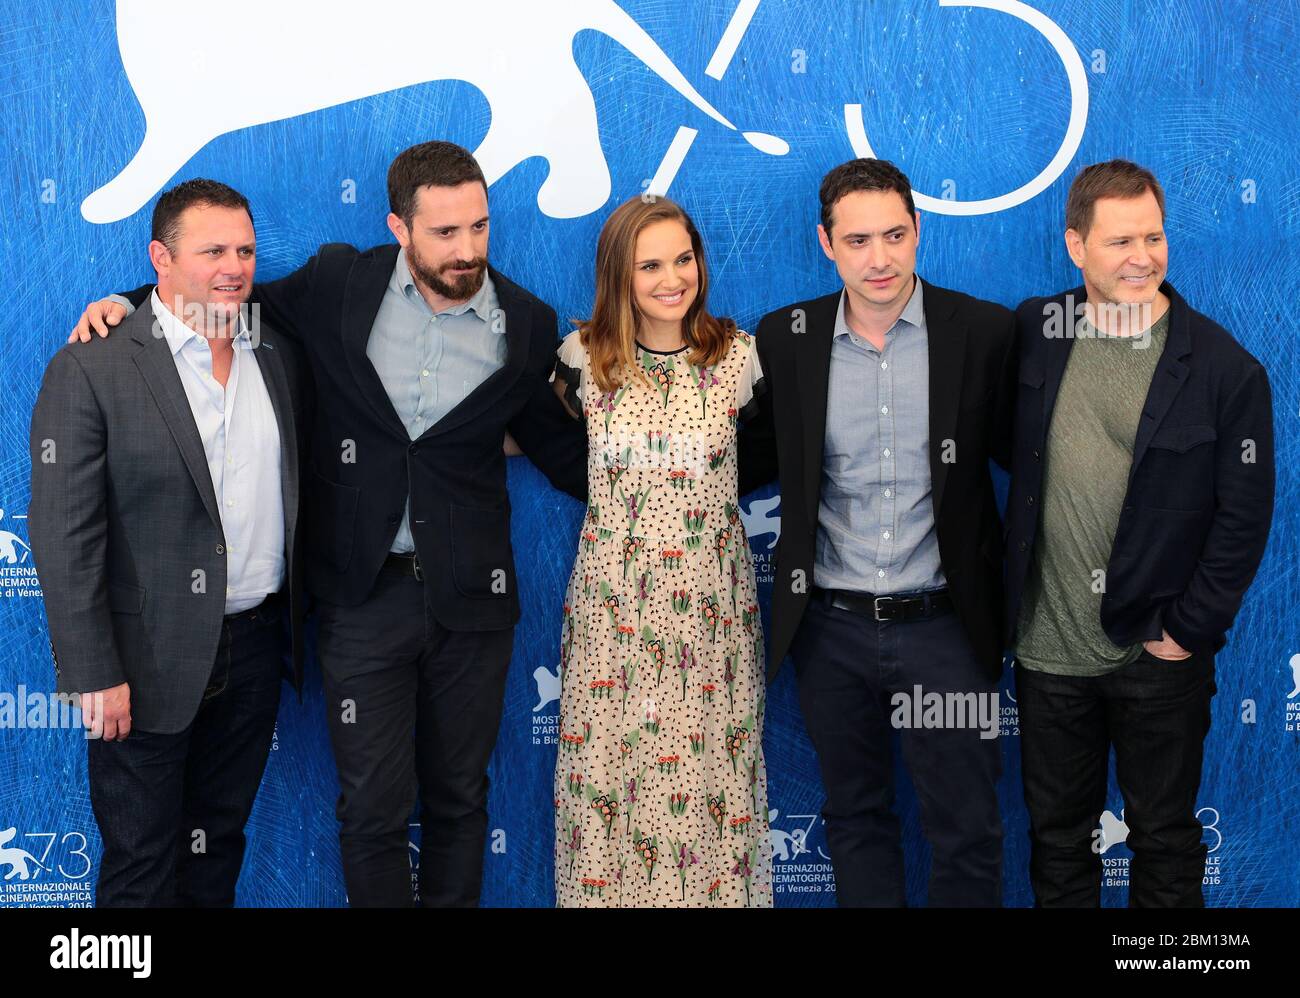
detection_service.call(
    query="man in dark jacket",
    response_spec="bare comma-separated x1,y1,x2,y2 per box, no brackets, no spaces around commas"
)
1004,159,1274,907
739,159,1017,906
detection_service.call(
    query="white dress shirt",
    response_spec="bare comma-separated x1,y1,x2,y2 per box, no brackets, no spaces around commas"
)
151,291,284,613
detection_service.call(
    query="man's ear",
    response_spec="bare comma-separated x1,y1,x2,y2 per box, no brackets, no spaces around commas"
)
147,239,171,276
816,224,835,262
387,212,410,246
1064,228,1086,269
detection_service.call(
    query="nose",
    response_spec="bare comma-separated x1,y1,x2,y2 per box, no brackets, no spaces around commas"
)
1128,243,1152,270
219,248,248,275
867,239,890,271
454,231,477,263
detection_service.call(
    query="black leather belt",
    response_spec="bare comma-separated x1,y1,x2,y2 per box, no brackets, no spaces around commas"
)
811,585,952,622
385,552,423,581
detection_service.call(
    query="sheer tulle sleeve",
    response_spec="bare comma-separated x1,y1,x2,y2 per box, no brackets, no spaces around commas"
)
550,329,587,418
735,330,767,422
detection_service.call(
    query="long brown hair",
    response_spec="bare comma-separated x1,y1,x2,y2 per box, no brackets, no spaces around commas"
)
580,196,734,393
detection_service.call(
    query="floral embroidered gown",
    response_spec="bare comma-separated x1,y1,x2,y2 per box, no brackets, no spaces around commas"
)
551,328,772,907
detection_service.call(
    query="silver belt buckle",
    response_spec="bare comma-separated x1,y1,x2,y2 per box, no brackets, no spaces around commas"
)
872,595,894,621
412,556,423,582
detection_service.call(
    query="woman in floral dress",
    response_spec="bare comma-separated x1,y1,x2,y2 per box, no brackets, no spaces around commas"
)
550,196,771,907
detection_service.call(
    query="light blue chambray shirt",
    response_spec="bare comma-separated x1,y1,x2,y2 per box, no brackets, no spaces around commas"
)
367,249,506,553
814,276,947,595
150,290,285,614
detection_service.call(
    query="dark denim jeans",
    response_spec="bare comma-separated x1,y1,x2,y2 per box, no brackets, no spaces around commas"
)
316,560,515,908
1015,648,1216,907
791,594,1003,907
87,598,284,907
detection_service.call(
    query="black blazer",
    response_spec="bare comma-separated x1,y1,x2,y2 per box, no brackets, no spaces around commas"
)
125,243,586,632
1004,281,1274,656
30,309,310,733
738,277,1017,682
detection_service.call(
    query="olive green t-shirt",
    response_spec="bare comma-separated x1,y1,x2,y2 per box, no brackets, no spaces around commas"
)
1015,310,1169,676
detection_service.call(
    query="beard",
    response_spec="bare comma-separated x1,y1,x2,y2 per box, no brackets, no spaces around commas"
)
408,243,488,302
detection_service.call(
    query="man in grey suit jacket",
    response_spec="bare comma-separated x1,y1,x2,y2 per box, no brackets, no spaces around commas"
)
28,179,309,906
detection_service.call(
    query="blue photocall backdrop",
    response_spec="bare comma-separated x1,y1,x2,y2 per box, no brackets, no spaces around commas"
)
0,0,1295,906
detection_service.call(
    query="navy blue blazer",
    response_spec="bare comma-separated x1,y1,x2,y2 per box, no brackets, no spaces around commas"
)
1004,281,1274,656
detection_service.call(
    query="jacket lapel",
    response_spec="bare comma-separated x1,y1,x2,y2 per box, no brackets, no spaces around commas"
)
1128,281,1191,482
793,292,841,517
1041,288,1080,431
922,279,967,520
128,309,223,531
250,332,299,543
341,244,408,439
421,266,527,440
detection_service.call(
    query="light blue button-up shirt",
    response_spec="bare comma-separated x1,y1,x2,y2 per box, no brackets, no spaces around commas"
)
814,277,946,595
366,249,506,553
150,291,284,613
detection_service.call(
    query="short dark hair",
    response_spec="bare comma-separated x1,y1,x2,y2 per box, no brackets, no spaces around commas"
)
819,158,916,233
1066,159,1165,239
387,141,487,225
151,178,252,253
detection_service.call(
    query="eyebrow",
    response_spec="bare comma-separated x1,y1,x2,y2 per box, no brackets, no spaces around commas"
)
841,225,908,239
634,248,694,265
428,216,490,231
197,242,256,250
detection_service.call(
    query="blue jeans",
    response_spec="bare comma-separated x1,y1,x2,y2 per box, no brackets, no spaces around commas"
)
1015,649,1216,907
86,598,284,907
791,594,1003,906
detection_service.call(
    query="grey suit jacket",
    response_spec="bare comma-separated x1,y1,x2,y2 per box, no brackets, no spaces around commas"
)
28,304,309,734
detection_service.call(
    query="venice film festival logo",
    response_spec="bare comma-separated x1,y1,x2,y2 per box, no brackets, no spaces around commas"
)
0,508,39,599
1095,806,1225,891
82,0,1088,225
0,827,94,906
1285,652,1300,731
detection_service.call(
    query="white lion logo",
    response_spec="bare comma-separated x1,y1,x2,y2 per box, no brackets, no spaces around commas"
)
82,0,786,224
1097,809,1129,854
740,494,780,552
532,665,561,713
0,828,42,881
0,510,32,566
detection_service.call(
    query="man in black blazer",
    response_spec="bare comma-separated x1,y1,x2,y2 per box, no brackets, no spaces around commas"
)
739,159,1016,906
32,180,310,905
74,143,587,907
1004,160,1273,907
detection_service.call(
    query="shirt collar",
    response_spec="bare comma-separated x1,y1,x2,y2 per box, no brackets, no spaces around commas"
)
833,275,926,339
150,289,252,356
392,248,498,327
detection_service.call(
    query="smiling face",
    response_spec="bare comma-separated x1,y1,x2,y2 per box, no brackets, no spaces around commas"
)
631,219,699,332
817,189,920,315
387,180,490,303
1065,191,1168,307
150,203,255,331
